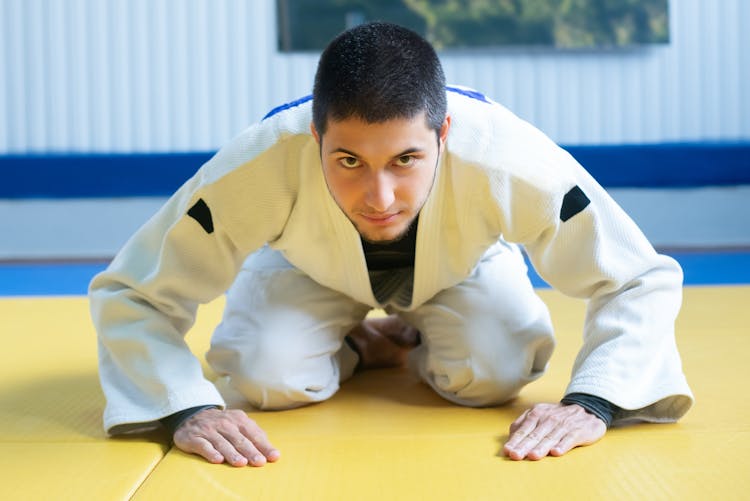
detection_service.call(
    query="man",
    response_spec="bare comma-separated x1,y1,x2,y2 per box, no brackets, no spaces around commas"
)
90,22,693,466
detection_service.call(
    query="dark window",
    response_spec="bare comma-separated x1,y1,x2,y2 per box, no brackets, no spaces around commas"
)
277,0,669,52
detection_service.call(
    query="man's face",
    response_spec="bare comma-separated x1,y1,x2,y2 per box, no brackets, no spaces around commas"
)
312,112,450,243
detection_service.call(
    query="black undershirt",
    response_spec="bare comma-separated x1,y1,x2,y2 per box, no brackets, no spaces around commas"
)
361,217,418,271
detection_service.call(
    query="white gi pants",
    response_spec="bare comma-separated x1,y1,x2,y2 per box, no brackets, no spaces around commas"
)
206,242,555,410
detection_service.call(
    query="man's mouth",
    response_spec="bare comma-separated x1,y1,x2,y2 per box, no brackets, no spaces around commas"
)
360,212,400,225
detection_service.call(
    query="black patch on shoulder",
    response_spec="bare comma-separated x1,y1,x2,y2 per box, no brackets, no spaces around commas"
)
560,185,590,222
187,199,214,234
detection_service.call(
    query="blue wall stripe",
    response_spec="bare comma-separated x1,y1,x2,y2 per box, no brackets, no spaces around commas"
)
1,142,748,199
2,251,748,296
1,152,211,198
565,143,750,188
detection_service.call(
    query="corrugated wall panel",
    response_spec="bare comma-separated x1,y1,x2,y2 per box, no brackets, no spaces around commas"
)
0,1,8,152
0,0,747,153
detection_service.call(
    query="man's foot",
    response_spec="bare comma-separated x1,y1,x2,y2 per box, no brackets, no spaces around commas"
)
346,315,421,370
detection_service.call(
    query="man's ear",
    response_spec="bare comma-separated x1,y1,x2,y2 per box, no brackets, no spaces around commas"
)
439,114,451,149
310,122,320,144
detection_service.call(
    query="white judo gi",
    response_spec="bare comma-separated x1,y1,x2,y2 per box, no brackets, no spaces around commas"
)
90,87,693,434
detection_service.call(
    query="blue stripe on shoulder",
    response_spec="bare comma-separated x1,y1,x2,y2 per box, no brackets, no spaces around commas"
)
446,86,491,103
262,95,313,120
264,87,488,121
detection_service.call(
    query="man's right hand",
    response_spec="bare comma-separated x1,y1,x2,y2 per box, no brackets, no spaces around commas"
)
173,408,280,467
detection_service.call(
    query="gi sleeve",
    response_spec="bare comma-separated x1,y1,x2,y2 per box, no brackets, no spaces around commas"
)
89,172,244,433
89,128,299,434
511,142,693,425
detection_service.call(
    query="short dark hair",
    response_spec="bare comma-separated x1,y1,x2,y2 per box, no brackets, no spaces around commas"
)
312,22,446,136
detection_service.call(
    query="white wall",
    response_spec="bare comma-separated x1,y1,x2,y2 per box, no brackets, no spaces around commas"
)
1,0,747,258
1,0,748,154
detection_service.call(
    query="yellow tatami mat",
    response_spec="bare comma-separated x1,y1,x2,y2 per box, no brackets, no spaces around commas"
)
0,297,169,500
1,287,748,500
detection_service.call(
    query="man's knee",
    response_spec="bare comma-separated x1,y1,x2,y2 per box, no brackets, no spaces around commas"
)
232,368,340,411
422,362,530,407
414,333,555,407
207,334,341,410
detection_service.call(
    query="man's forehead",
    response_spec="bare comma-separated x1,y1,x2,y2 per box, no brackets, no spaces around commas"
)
325,110,431,131
321,114,435,154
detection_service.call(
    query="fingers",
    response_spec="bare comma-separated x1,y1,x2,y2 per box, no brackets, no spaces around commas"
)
209,432,253,467
503,405,548,461
524,422,569,460
549,432,578,457
173,408,280,467
182,436,225,464
237,417,281,464
503,403,606,461
508,408,530,435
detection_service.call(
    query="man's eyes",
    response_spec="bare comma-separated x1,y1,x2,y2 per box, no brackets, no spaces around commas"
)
338,156,362,168
394,155,416,167
335,155,418,169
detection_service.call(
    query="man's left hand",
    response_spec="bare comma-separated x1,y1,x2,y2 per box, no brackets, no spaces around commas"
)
503,402,606,460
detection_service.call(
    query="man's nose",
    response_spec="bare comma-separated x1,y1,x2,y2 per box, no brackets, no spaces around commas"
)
364,171,396,212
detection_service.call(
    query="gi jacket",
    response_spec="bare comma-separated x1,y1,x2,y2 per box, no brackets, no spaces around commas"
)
90,87,693,434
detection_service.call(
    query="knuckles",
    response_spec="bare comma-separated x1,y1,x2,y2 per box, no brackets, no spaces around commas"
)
545,415,563,428
181,409,263,440
526,404,553,420
227,409,248,419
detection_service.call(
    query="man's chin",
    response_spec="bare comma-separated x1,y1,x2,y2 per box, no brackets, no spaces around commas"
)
358,224,412,245
361,234,402,245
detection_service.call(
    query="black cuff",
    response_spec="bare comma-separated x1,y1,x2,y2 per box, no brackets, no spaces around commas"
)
561,393,619,428
159,405,219,435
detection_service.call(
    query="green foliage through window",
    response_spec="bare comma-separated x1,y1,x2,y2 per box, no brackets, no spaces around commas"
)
277,0,669,51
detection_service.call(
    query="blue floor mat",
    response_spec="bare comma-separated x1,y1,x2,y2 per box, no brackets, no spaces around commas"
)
530,250,750,288
1,251,748,296
0,262,108,296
